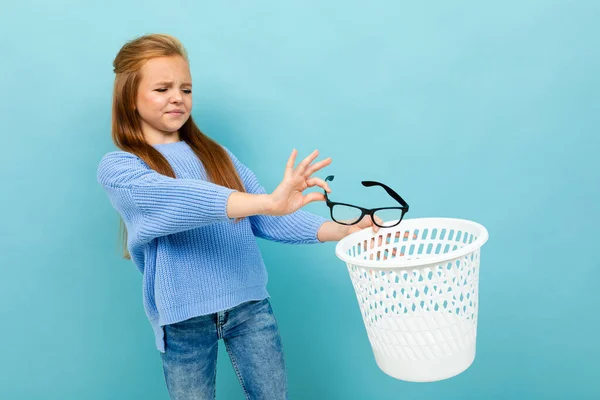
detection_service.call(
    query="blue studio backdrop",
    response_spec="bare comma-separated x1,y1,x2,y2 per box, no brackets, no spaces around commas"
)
1,1,598,399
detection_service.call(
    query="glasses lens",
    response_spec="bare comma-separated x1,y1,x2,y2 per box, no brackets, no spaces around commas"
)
373,208,404,227
332,205,363,224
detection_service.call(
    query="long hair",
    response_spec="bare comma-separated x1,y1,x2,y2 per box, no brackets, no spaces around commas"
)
112,33,246,259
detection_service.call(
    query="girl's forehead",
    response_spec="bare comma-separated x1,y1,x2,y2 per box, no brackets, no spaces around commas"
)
141,56,191,82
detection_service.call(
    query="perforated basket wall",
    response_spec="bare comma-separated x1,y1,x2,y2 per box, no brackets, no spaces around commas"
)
335,218,489,382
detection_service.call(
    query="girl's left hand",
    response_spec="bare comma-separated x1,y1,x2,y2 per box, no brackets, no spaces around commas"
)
343,215,385,236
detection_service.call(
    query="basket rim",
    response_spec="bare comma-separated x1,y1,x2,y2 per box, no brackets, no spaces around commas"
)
334,217,489,269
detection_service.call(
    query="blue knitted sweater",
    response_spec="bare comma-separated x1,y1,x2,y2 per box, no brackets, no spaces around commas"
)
97,140,328,352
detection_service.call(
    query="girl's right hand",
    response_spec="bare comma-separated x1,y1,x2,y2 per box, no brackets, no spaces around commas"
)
267,149,332,216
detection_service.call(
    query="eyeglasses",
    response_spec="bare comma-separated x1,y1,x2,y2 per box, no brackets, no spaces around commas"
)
323,175,409,228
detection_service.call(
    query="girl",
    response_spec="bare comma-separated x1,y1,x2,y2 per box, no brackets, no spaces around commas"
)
97,33,379,399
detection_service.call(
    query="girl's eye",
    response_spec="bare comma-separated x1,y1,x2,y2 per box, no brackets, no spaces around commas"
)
155,88,191,93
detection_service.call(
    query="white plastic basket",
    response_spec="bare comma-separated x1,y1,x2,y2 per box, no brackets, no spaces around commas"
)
335,217,489,382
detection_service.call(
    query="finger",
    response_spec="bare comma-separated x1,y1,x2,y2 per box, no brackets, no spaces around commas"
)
295,149,319,175
304,157,332,177
306,177,331,193
285,149,298,177
302,192,326,205
369,215,380,234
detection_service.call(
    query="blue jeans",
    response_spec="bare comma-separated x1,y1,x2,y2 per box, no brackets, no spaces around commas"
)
160,298,288,400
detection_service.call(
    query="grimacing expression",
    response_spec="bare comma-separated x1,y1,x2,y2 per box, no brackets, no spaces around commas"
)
136,56,192,136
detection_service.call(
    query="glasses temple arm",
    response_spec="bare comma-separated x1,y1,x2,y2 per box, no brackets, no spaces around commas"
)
361,180,409,208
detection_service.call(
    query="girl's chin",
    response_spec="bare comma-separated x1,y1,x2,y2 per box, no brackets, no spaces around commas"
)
159,123,186,132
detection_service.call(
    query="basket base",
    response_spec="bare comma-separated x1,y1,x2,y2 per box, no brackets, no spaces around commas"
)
373,346,476,382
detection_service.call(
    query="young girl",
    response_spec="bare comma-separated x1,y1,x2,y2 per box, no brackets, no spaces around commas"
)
97,33,379,399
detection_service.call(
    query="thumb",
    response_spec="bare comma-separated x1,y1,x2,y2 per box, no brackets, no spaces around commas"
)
369,216,380,233
302,192,326,205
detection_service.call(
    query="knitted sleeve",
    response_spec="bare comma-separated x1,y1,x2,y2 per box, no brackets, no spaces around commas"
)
224,147,328,244
97,151,236,245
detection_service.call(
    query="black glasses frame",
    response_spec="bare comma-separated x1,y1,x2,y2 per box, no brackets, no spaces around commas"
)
323,175,410,228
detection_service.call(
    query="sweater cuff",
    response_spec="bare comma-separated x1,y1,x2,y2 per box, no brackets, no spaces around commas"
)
310,215,330,243
215,187,237,221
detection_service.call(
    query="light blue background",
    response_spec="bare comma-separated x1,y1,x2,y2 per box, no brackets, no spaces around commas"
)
1,0,598,399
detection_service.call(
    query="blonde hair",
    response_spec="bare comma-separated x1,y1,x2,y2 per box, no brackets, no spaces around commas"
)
112,33,245,259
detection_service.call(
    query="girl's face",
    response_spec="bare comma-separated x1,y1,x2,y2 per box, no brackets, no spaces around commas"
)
136,55,192,143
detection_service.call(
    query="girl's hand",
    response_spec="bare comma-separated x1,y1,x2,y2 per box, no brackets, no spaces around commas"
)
343,214,385,236
267,149,332,216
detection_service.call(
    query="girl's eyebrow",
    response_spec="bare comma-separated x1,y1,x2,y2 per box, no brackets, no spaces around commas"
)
154,81,192,86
